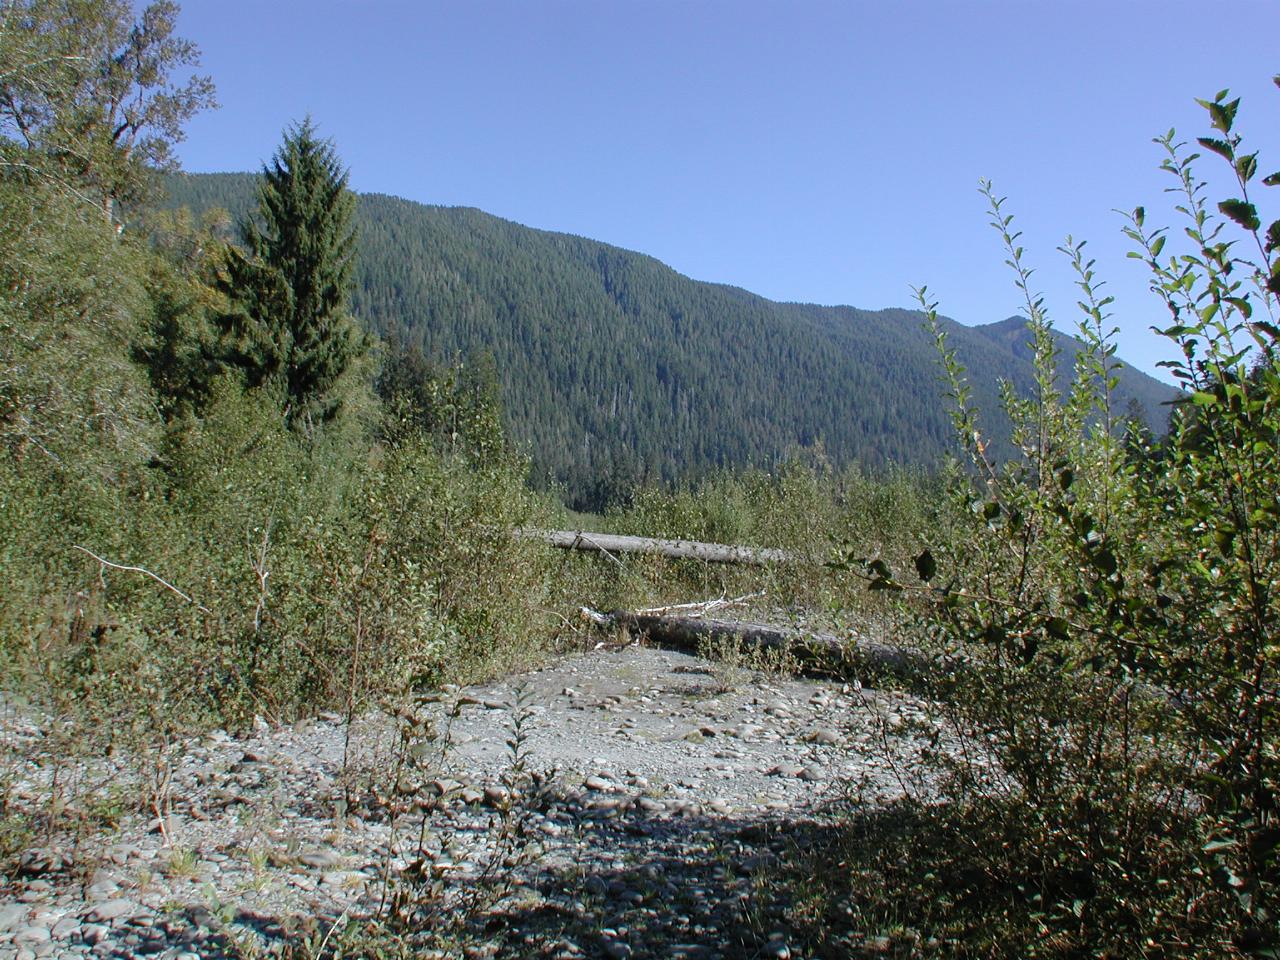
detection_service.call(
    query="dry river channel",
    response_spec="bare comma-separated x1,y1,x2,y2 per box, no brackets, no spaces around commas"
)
1,642,946,959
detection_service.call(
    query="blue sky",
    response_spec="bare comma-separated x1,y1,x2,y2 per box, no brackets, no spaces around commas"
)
172,0,1280,380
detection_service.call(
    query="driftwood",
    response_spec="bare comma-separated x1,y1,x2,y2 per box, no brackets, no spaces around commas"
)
591,610,1187,712
584,607,928,682
524,528,789,566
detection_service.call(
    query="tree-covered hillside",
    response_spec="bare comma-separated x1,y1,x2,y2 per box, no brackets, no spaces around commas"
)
162,173,1177,508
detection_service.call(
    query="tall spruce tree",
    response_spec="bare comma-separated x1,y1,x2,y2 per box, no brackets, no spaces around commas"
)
218,118,362,430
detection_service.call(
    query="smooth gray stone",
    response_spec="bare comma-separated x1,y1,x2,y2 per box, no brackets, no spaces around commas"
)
298,850,340,869
0,905,27,933
49,917,79,940
82,900,138,923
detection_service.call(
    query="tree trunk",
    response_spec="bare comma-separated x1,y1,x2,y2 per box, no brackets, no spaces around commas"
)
523,528,790,566
591,609,928,682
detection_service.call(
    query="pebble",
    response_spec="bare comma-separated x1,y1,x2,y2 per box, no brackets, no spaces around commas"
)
765,763,805,778
802,727,841,745
298,850,341,869
482,784,508,805
49,918,78,940
0,907,26,934
82,900,138,923
84,881,118,903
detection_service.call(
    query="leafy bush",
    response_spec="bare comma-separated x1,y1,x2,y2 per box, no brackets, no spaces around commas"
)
581,457,938,629
1,205,557,734
827,83,1280,956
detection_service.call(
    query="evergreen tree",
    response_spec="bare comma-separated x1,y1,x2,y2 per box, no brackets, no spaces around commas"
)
218,118,363,431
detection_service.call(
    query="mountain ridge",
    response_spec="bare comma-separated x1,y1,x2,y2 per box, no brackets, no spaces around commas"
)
160,173,1177,508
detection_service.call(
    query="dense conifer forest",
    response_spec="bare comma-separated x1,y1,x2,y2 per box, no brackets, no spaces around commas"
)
163,174,1177,508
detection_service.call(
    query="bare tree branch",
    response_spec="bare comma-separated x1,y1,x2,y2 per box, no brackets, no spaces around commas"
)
72,545,210,613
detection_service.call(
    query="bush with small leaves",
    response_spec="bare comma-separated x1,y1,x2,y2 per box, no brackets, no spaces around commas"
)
826,79,1280,957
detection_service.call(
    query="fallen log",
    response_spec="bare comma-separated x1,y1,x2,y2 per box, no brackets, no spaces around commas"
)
583,608,1186,711
584,608,928,682
523,528,790,566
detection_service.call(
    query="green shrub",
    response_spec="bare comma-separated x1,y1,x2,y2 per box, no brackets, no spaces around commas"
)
824,84,1280,957
592,456,937,624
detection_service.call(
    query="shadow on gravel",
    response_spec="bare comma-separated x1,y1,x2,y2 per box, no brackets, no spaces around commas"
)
473,809,839,960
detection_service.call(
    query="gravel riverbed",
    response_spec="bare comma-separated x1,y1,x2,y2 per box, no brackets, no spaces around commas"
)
1,643,942,959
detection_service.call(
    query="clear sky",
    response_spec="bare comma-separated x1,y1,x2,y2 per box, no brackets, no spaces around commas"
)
171,0,1280,380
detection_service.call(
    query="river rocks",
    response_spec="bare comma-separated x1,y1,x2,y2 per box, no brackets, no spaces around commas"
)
49,916,79,939
0,643,949,959
801,727,841,745
10,925,49,944
0,907,27,934
82,900,141,924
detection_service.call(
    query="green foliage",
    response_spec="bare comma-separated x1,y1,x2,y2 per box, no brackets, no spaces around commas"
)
0,1,217,698
578,457,939,625
64,376,551,722
0,166,156,468
832,83,1280,957
0,0,216,221
0,175,163,678
131,211,232,418
4,365,558,730
375,337,508,465
217,118,365,432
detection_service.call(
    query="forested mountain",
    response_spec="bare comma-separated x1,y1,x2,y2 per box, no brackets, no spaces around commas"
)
161,173,1177,507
